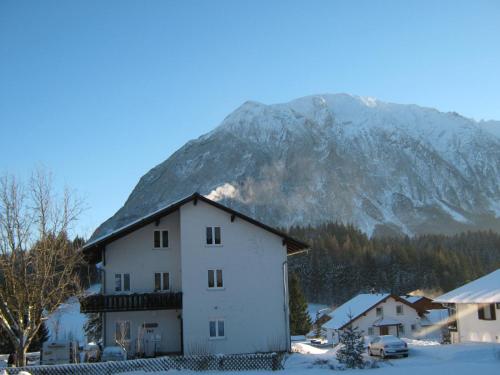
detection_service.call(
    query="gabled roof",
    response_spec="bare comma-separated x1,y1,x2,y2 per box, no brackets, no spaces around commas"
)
401,295,423,304
322,293,426,330
435,269,500,304
82,192,309,262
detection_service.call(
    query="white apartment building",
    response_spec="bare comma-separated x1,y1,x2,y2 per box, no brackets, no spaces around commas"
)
80,193,308,357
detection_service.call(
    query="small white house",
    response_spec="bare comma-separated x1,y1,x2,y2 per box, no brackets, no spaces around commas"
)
321,293,428,345
436,269,500,343
80,193,308,356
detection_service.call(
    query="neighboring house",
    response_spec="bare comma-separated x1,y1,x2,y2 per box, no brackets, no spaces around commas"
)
436,269,500,343
306,304,332,338
321,293,427,345
80,193,308,357
401,295,449,342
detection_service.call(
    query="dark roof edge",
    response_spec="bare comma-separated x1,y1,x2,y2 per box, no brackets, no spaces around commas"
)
82,192,309,257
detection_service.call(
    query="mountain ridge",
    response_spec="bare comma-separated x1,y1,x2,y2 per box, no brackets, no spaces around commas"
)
91,94,500,240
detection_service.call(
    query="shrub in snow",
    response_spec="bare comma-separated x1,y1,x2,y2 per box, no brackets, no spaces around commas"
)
336,322,365,369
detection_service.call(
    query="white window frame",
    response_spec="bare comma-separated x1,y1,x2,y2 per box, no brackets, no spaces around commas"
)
376,307,383,317
154,272,171,292
207,269,224,289
153,230,169,249
367,327,374,336
396,305,404,315
209,319,225,339
115,273,130,292
205,226,222,246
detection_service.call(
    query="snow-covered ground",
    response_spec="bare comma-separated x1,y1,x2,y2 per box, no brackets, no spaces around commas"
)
113,340,499,375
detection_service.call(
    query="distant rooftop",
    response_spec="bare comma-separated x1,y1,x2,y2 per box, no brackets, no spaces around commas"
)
435,269,500,304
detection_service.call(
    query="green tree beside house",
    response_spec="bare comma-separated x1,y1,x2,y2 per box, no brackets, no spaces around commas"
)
289,273,312,335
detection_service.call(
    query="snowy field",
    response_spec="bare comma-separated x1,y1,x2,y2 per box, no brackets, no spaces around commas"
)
112,340,499,375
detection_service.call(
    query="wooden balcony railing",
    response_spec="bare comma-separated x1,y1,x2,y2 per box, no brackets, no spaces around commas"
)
80,292,182,313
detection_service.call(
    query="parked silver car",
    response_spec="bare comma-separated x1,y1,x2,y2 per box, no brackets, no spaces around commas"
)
368,335,408,358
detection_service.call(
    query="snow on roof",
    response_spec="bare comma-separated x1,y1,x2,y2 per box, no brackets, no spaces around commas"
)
401,295,422,304
435,269,500,303
322,293,390,330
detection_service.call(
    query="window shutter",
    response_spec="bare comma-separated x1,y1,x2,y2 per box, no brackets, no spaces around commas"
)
206,227,213,245
490,304,496,320
478,305,485,320
162,231,169,247
154,231,161,248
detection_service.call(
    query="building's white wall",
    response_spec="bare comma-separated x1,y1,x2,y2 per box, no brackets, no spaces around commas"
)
179,200,288,355
105,310,182,355
456,303,500,343
326,297,425,344
103,210,182,294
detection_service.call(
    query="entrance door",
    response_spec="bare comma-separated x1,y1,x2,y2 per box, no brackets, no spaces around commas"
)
379,326,389,335
140,323,159,357
144,327,157,357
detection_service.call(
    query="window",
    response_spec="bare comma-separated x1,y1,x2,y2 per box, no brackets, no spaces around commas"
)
208,269,223,289
496,303,500,309
411,324,417,332
123,273,130,291
367,327,374,336
396,305,404,315
162,230,169,247
206,227,221,245
115,273,130,292
209,319,225,338
154,272,170,291
478,303,496,321
376,307,383,317
115,274,121,292
154,230,169,248
115,321,131,342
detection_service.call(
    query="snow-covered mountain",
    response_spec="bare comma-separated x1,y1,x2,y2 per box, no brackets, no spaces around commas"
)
92,94,500,238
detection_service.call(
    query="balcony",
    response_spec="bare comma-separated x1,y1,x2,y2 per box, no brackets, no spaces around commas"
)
80,292,182,313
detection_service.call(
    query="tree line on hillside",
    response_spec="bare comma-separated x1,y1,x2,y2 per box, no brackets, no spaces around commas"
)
287,222,500,305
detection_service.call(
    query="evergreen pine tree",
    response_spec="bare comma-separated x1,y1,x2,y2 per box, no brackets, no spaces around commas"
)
336,317,365,369
289,273,312,335
84,313,102,343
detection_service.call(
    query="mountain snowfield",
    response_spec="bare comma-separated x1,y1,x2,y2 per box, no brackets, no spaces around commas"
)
92,94,500,239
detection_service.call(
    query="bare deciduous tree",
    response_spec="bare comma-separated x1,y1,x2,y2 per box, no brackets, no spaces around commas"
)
0,170,84,366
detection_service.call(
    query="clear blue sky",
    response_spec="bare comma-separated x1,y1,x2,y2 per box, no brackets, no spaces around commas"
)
1,0,499,237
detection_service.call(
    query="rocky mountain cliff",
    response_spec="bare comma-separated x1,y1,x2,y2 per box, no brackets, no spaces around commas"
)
92,94,500,239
